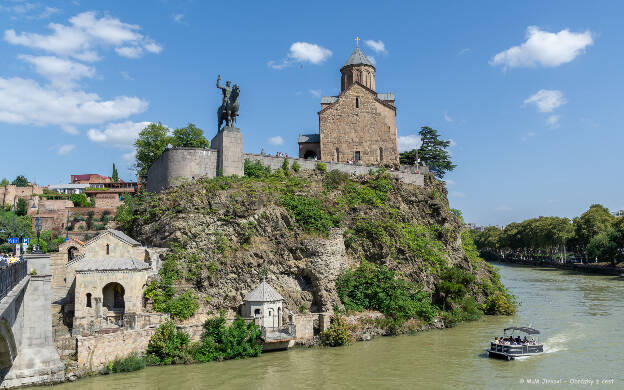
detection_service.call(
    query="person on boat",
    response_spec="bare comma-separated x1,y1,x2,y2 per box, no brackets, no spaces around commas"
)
523,336,528,344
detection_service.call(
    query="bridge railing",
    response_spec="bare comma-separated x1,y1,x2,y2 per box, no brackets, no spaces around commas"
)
0,261,28,301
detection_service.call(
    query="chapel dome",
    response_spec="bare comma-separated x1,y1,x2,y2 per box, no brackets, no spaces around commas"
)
342,47,375,68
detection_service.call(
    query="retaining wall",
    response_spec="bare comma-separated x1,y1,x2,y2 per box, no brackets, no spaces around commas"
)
147,148,218,193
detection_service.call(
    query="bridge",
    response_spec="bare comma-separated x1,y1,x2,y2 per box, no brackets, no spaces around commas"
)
0,254,64,388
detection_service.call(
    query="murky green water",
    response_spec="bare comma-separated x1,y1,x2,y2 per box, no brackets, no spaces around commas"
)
47,263,623,389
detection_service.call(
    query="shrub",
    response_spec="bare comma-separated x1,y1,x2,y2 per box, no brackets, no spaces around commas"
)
191,315,262,362
320,315,353,347
442,296,483,327
280,194,341,234
436,266,476,309
483,292,517,316
146,320,191,365
292,160,300,172
324,170,349,190
70,193,91,207
166,290,199,321
107,353,146,373
281,158,290,172
244,159,271,178
316,162,327,172
336,260,437,324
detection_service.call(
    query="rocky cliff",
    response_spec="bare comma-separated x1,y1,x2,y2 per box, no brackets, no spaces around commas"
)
122,166,510,322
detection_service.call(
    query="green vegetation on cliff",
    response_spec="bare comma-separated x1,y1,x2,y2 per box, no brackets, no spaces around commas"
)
119,159,515,334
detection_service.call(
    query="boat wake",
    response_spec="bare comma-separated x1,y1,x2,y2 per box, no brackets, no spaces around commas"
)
543,332,571,354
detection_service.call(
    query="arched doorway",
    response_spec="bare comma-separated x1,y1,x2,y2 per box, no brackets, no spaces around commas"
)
102,282,125,311
67,246,78,262
304,150,318,160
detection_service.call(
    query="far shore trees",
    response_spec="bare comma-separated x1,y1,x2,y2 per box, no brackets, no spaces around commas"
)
400,126,456,179
134,123,210,178
473,204,623,265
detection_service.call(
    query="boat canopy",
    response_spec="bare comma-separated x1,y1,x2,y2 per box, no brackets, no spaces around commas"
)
504,326,540,335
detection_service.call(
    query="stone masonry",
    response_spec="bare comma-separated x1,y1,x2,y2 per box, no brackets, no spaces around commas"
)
211,127,244,177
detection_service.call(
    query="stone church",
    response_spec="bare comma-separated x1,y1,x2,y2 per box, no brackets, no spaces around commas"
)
299,43,399,165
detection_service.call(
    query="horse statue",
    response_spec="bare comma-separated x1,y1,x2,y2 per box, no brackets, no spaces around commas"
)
216,75,240,131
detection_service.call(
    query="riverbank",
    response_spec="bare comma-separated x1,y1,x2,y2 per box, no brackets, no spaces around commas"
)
487,257,624,277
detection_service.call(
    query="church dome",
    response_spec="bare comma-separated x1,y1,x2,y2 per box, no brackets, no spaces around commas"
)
342,47,375,68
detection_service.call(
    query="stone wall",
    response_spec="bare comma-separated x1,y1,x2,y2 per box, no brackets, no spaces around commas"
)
76,328,156,372
147,147,218,193
244,154,425,186
0,185,42,206
92,193,121,209
319,83,399,165
292,314,316,341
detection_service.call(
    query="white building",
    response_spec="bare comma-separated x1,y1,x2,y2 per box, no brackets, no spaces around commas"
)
242,281,284,329
48,184,89,194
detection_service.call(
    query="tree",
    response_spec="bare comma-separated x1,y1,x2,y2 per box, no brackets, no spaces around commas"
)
112,163,119,182
171,124,209,148
15,198,27,216
134,123,171,178
11,175,29,187
0,178,8,186
400,127,456,178
573,204,616,254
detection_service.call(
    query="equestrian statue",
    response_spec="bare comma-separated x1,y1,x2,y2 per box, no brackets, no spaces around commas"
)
216,75,240,131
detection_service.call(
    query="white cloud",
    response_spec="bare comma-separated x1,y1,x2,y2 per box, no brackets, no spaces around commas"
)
444,111,453,122
268,136,284,146
122,150,136,161
309,89,321,98
57,144,75,155
458,48,471,55
398,134,422,152
61,125,78,135
4,11,162,61
115,46,143,59
171,14,184,24
18,55,95,87
288,42,332,64
270,42,332,69
365,40,387,54
120,71,134,80
0,77,148,127
0,3,60,20
546,115,560,127
524,89,566,113
491,26,593,69
87,120,152,148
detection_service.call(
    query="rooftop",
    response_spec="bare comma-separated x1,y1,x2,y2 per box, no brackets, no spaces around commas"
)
343,47,374,68
321,96,338,104
244,281,284,302
377,93,395,101
84,229,141,247
298,133,320,143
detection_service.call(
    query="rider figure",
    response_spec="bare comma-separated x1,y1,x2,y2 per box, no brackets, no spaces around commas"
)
216,75,232,108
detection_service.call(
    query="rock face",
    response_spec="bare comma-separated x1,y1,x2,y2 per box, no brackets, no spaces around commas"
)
130,170,494,320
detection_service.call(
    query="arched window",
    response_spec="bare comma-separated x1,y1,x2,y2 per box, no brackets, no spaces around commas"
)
106,243,110,255
102,282,125,311
355,97,359,108
254,308,261,317
86,293,92,308
379,147,384,162
335,148,340,162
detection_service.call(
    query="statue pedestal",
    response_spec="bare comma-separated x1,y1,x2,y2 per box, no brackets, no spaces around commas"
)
211,126,244,176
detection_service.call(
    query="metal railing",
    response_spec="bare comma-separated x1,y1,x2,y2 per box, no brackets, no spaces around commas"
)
0,261,28,301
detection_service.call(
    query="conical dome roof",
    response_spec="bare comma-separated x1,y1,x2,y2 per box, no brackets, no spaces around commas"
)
244,281,284,302
342,47,374,67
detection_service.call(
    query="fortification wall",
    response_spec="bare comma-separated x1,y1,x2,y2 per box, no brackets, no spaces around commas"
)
243,154,425,186
147,148,218,193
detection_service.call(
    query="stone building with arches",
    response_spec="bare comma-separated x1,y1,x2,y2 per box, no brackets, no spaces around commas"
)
298,43,399,165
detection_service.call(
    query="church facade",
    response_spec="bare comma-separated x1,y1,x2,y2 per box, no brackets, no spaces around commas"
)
299,44,399,165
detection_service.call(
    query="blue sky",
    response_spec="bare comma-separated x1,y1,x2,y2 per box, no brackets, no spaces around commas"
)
0,0,622,226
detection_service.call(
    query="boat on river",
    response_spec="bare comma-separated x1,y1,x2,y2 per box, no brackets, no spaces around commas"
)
487,326,544,360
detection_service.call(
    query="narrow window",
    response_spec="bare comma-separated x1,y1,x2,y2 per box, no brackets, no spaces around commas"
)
106,243,109,255
354,151,361,162
336,148,340,162
379,147,384,162
86,293,92,308
355,97,359,108
254,308,261,316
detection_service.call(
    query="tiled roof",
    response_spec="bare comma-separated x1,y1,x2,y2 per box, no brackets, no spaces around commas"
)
298,133,320,143
75,257,150,272
244,281,284,302
84,229,141,247
343,47,374,67
321,96,338,104
377,93,395,101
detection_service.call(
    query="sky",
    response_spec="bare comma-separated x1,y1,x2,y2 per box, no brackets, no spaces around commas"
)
0,0,622,226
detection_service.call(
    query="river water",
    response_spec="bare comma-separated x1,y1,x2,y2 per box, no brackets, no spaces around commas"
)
47,263,623,390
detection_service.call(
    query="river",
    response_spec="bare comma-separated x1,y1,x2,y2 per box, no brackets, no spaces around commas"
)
46,263,623,389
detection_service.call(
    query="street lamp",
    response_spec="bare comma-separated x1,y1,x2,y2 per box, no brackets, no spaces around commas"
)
34,217,42,254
